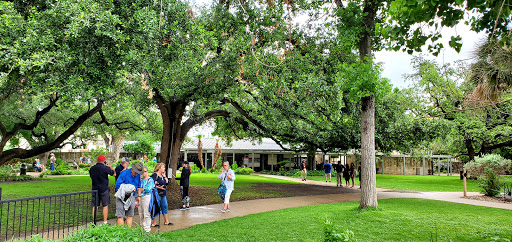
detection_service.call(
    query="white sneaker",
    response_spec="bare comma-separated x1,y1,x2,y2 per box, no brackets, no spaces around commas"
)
221,209,226,213
225,209,230,212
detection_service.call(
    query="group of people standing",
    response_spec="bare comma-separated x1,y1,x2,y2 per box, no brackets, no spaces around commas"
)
324,160,360,188
89,154,207,233
301,159,361,188
89,155,182,232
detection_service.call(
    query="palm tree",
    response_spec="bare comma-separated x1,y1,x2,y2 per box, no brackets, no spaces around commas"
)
467,33,512,103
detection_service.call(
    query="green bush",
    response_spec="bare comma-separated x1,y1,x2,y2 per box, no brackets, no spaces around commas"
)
18,224,164,241
479,167,501,197
235,167,255,175
323,219,355,242
465,154,511,178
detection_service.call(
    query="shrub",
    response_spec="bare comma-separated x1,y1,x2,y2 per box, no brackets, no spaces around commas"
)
62,224,163,241
235,167,255,175
323,219,355,242
479,167,501,197
465,154,511,178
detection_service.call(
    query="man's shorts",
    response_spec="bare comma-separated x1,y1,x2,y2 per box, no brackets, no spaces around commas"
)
115,197,135,217
91,190,110,207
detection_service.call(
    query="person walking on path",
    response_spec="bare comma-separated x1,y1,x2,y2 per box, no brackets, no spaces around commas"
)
151,163,173,226
350,163,356,188
176,162,191,210
138,166,154,232
89,154,116,225
115,159,129,181
334,161,344,187
301,160,307,181
219,161,236,213
115,162,144,227
323,159,333,182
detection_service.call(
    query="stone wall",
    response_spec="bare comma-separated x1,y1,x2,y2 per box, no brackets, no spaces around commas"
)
345,156,438,175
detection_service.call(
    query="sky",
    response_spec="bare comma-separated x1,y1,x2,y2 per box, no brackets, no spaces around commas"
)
375,23,488,89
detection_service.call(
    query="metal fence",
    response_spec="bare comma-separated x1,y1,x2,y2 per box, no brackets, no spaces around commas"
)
0,190,97,241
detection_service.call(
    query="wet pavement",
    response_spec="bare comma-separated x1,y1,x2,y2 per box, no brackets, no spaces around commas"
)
103,173,512,233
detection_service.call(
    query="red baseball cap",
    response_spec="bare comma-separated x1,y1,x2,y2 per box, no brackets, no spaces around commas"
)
97,155,106,162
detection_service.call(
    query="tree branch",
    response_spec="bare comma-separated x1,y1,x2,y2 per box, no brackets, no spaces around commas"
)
417,97,512,119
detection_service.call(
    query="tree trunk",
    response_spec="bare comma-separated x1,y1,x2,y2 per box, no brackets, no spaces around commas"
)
358,0,378,209
110,134,125,163
307,146,316,170
465,137,476,161
360,95,378,208
198,138,204,169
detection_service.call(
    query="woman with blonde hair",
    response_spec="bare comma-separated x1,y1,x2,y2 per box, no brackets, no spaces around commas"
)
150,163,173,226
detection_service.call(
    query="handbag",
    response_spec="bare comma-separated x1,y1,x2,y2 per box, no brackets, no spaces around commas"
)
217,172,228,200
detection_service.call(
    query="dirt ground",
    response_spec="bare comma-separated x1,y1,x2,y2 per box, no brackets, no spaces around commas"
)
166,182,360,209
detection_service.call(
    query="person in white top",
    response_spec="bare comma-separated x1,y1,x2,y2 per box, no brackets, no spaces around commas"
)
218,161,236,213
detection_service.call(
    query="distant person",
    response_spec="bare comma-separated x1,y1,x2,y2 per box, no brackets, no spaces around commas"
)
343,163,351,187
33,158,45,172
219,161,236,213
49,154,56,171
334,161,344,187
357,165,361,189
138,166,154,232
301,159,307,181
152,157,157,162
350,163,356,188
89,154,116,225
176,162,191,210
115,159,129,181
115,162,144,227
323,159,333,182
151,163,173,226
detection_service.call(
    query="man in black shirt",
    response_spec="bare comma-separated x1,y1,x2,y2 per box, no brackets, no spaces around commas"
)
89,154,115,225
334,161,344,187
115,158,129,181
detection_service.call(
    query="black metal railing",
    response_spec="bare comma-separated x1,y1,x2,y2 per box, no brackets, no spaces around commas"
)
0,190,97,241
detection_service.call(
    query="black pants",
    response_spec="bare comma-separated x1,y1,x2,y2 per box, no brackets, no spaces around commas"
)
181,186,189,199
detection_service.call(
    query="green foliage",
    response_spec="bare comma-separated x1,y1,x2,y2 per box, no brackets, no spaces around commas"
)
84,148,109,162
479,167,501,197
338,60,389,102
123,139,155,157
465,154,512,178
234,168,255,175
62,225,163,241
324,219,355,242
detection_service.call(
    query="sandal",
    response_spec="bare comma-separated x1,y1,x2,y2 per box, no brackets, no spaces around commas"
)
151,224,159,227
164,222,173,225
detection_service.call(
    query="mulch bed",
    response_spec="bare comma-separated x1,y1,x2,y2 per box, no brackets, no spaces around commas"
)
465,195,512,204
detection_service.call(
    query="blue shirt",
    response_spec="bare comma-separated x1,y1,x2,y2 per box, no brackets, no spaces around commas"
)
115,169,142,193
323,163,333,173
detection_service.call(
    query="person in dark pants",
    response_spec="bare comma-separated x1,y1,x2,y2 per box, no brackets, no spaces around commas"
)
176,162,191,210
357,165,361,189
89,154,116,225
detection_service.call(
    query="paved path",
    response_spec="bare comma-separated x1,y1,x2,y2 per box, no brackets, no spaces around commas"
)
102,173,511,233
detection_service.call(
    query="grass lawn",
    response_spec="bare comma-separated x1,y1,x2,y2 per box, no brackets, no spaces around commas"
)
0,176,115,200
302,174,512,192
163,198,512,241
0,173,297,200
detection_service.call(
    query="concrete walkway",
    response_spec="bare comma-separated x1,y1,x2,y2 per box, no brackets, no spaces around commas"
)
104,173,511,233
